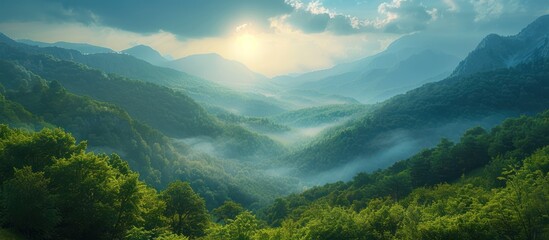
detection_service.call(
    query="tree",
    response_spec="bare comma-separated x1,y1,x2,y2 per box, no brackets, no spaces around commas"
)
266,198,289,227
206,211,261,240
483,147,549,239
0,127,85,181
212,200,245,223
46,153,119,240
111,173,142,239
1,167,60,238
162,180,209,238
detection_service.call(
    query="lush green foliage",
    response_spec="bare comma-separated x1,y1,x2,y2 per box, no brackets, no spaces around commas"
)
0,125,217,239
266,111,549,223
162,181,209,237
0,92,45,130
1,167,59,237
210,112,549,240
212,201,246,223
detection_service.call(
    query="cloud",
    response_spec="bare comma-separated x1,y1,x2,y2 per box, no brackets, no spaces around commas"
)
376,0,435,33
0,0,293,38
285,9,331,33
279,0,436,35
280,0,361,34
1,0,547,38
279,0,548,35
471,0,504,21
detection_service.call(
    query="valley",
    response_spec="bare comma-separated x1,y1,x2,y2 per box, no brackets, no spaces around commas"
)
0,3,548,239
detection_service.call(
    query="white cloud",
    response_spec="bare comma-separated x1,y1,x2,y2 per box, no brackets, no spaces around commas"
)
443,0,459,12
471,0,504,21
285,0,304,9
306,0,334,17
235,23,249,33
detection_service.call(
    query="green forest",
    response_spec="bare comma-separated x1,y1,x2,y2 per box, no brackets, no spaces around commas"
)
1,109,548,239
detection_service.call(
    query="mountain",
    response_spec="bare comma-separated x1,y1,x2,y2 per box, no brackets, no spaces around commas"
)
4,34,357,114
163,52,357,109
278,18,549,179
299,49,461,103
18,39,115,54
122,44,167,66
74,52,288,116
453,14,549,76
1,34,289,117
0,59,296,209
0,41,300,209
262,112,549,239
278,32,478,103
0,36,288,161
0,59,176,185
165,53,268,89
282,58,549,179
0,33,17,45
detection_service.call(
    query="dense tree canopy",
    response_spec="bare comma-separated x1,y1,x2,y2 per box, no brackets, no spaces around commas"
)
0,126,207,239
162,181,209,237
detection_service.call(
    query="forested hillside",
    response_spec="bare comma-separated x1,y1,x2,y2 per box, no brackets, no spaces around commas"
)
0,59,296,212
1,34,289,117
253,111,549,239
283,59,549,175
0,41,287,161
1,111,547,240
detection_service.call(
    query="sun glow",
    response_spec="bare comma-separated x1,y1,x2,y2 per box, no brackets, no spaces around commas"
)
233,33,259,60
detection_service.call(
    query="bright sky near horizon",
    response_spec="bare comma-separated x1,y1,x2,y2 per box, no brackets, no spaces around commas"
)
0,0,547,76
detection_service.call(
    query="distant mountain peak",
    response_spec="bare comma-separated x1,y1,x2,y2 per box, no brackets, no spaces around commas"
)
0,32,17,45
122,44,167,65
124,44,155,51
197,52,223,58
452,14,549,76
518,14,549,39
164,53,268,90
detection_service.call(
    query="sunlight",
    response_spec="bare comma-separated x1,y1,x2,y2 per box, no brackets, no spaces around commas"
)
234,33,259,60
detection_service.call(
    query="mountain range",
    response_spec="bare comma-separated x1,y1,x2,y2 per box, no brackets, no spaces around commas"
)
274,31,481,103
121,44,168,66
279,14,549,181
18,39,115,54
14,38,360,110
0,35,300,209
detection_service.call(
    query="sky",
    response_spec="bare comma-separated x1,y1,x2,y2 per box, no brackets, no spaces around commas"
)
0,0,548,77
